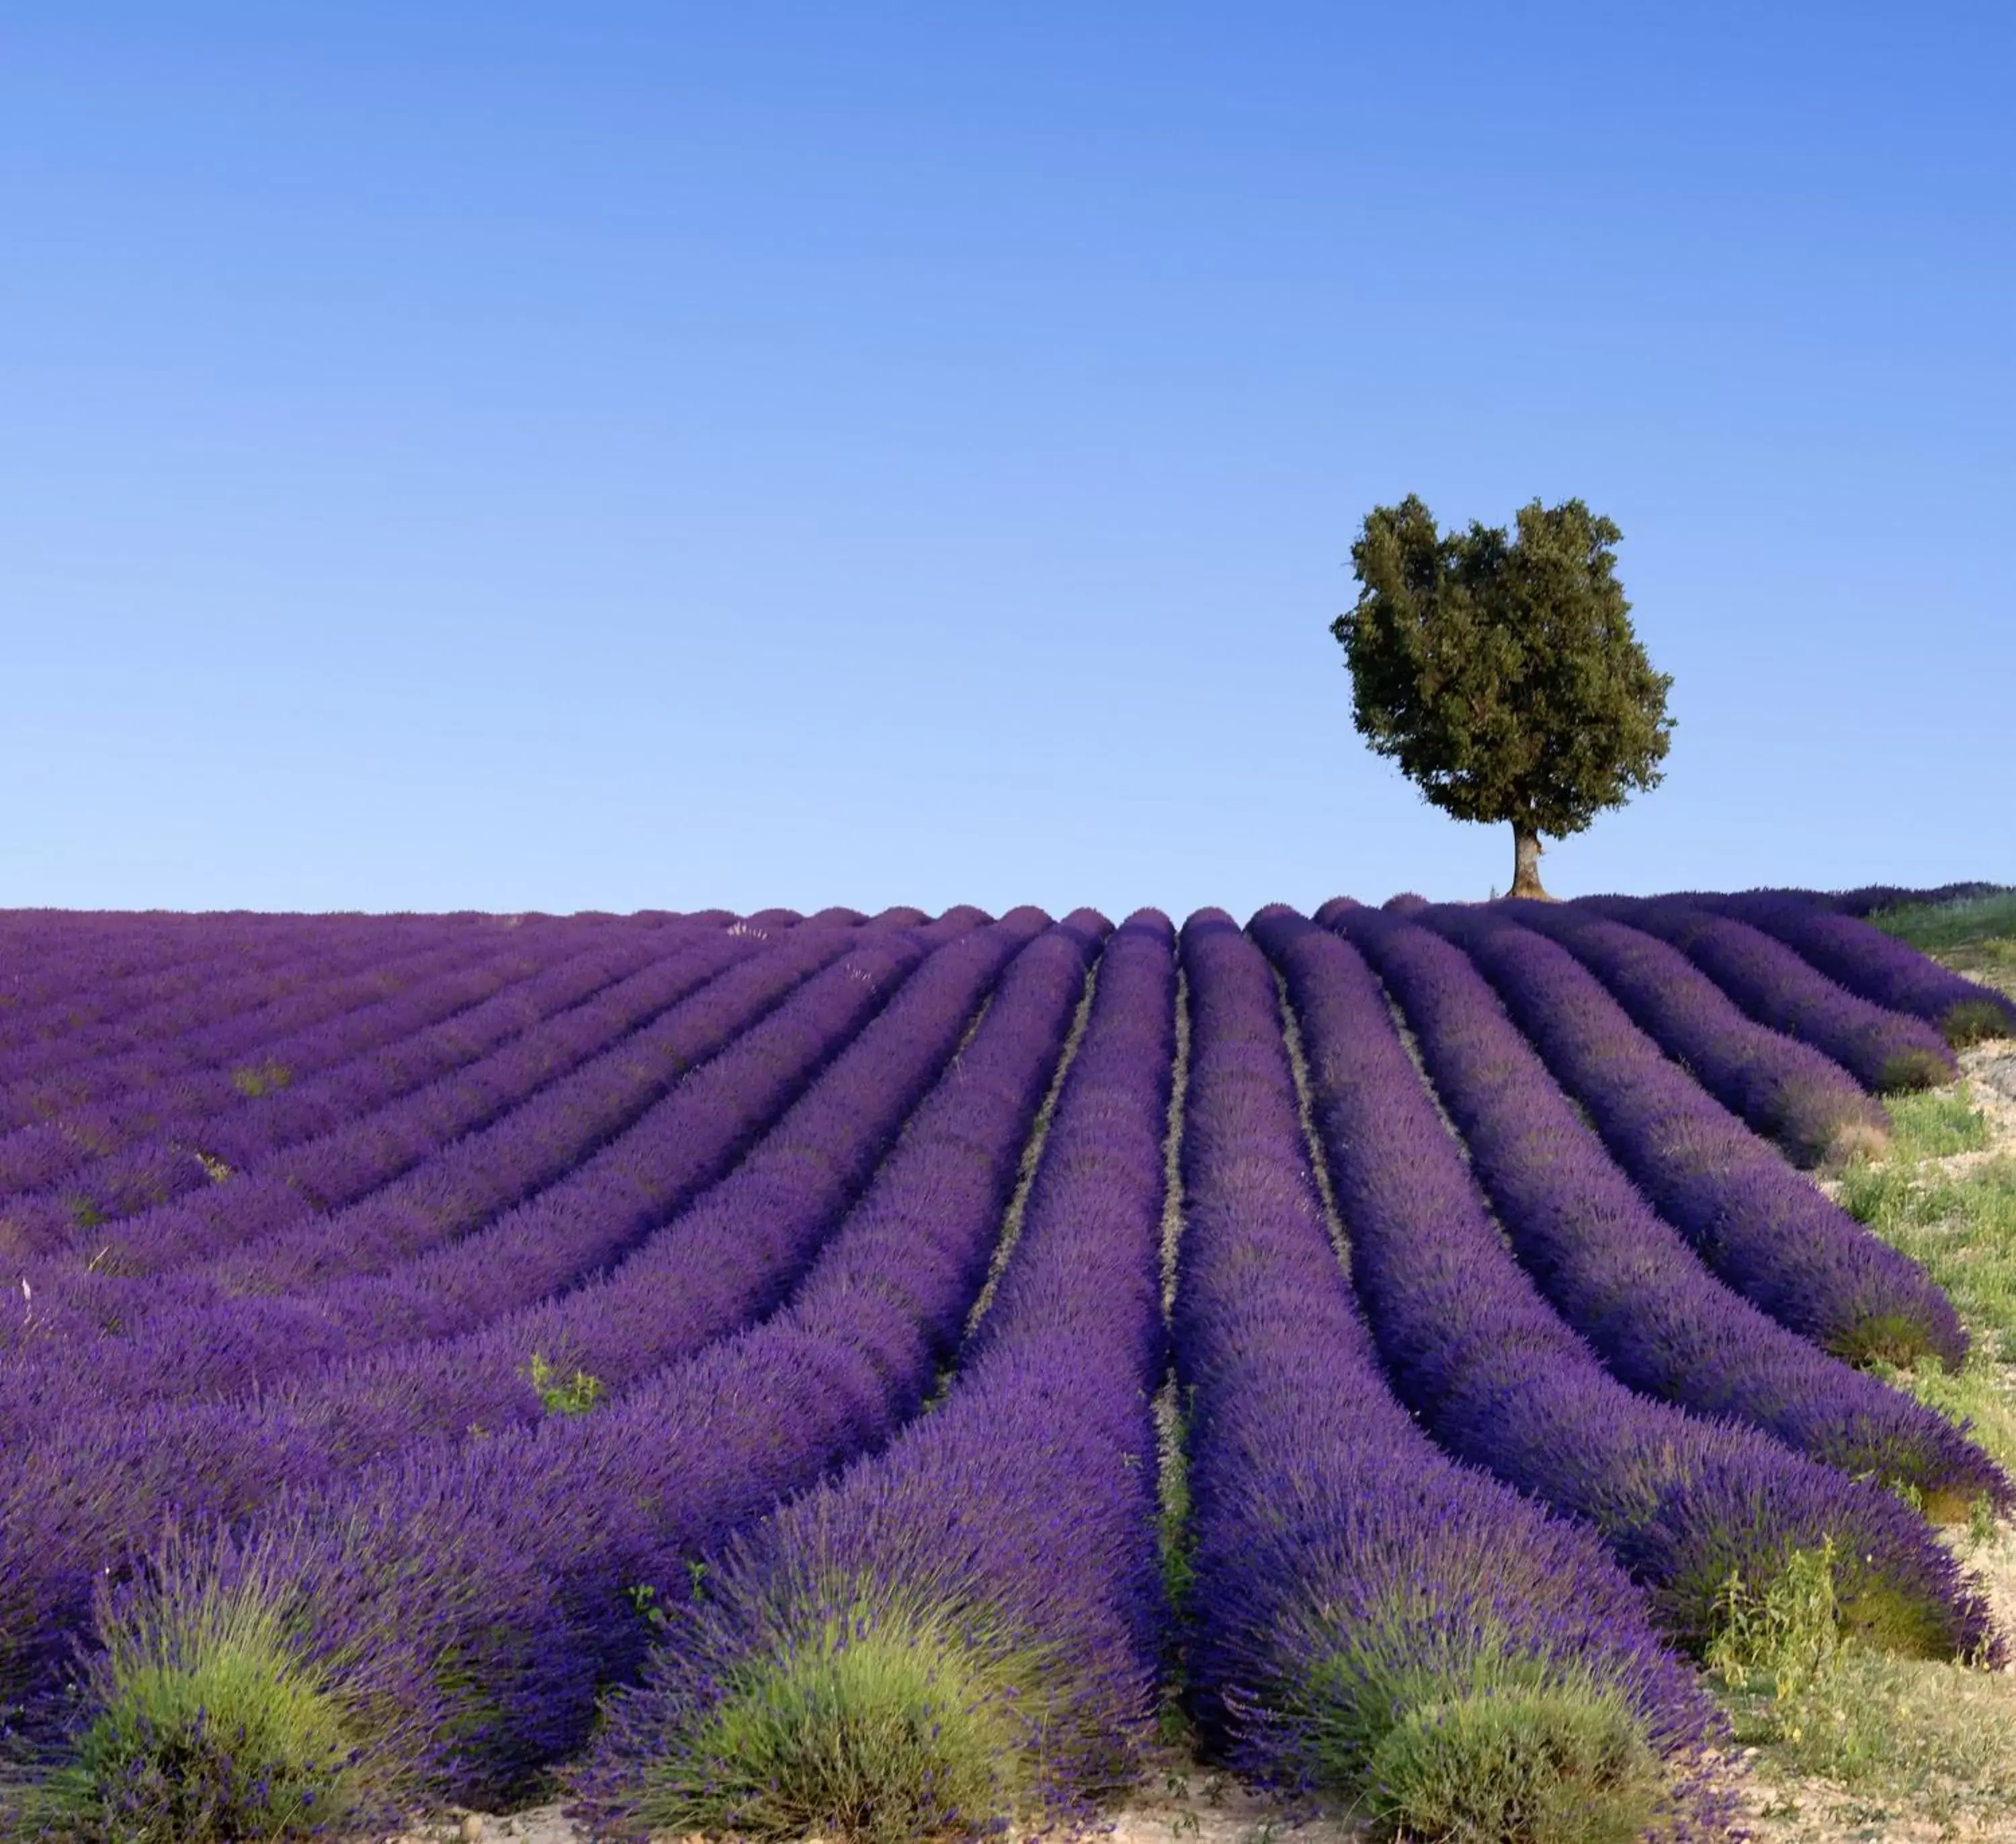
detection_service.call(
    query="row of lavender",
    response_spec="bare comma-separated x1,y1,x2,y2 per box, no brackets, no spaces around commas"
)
569,892,2009,1837
1,908,1028,1711
1,888,2009,1841
563,887,2006,1835
2,901,1147,1836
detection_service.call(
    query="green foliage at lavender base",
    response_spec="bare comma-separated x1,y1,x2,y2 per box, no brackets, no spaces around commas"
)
617,1594,1083,1844
5,1581,366,1844
1365,1691,1661,1844
1876,1046,1959,1093
1275,1612,1668,1843
1938,1000,2016,1050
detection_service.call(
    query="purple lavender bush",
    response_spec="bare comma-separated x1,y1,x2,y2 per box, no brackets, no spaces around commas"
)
566,912,1176,1844
1337,904,2007,1517
0,923,797,1288
1697,892,2016,1046
0,919,695,1208
2,919,986,1410
0,927,663,1234
1175,911,1721,1843
1497,898,1888,1165
7,917,1104,1835
0,918,892,1386
1415,903,1969,1370
0,916,1045,1716
1575,898,1955,1092
0,925,507,1134
1259,907,1997,1665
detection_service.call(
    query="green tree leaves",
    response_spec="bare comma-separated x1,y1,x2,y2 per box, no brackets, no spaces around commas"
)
1333,495,1674,892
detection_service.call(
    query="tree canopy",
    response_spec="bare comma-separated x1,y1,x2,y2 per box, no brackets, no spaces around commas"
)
1333,495,1674,895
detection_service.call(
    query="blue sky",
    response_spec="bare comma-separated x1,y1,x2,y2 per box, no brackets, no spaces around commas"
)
5,3,2011,919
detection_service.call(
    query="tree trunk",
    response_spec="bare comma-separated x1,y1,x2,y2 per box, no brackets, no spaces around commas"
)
1509,825,1551,900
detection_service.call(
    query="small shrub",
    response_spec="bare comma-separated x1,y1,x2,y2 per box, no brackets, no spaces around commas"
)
1286,1608,1679,1838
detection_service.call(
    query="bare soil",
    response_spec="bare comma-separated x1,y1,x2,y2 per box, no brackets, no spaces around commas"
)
382,1759,1382,1844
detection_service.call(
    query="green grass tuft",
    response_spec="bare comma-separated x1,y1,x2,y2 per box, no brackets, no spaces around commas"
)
1839,1150,2016,1474
1882,1088,1992,1162
1366,1689,1661,1844
1870,890,2016,956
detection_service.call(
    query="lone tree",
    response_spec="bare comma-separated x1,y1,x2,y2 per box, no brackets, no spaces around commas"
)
1333,495,1674,899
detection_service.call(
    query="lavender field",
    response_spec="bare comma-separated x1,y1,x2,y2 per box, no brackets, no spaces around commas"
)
1,892,2013,1844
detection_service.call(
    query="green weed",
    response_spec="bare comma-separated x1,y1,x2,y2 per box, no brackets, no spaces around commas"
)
523,1351,605,1415
1702,1539,1842,1704
228,1061,294,1099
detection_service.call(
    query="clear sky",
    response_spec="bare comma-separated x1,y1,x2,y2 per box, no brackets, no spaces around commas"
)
5,3,2011,919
